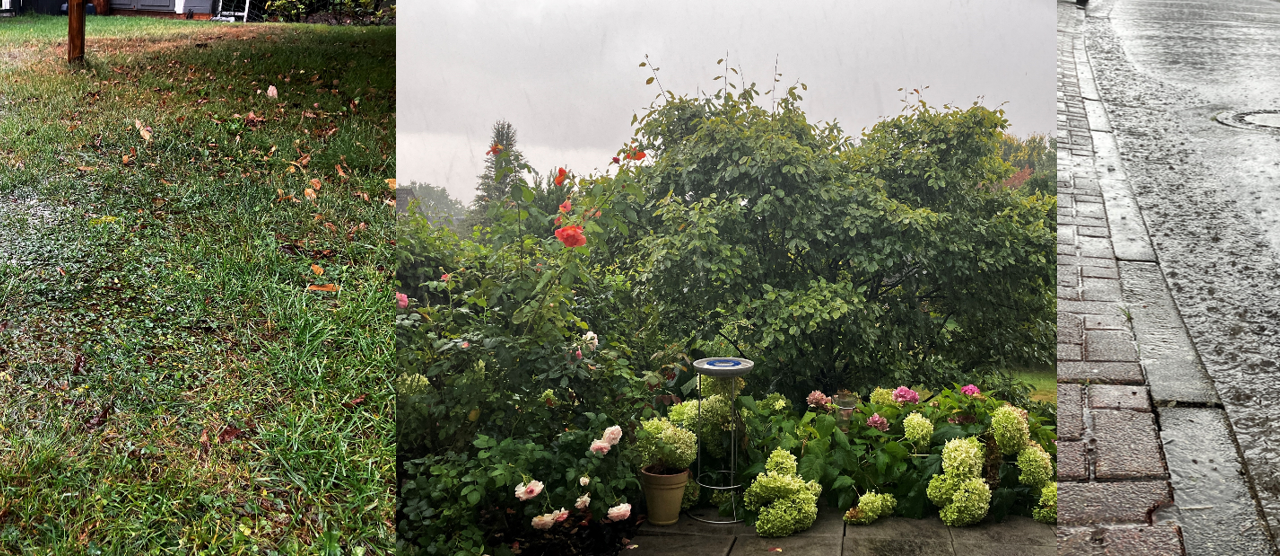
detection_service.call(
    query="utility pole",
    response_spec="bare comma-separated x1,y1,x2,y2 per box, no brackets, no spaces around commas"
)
68,0,85,64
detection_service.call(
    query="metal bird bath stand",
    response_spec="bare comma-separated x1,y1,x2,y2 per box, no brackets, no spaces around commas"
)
689,357,753,524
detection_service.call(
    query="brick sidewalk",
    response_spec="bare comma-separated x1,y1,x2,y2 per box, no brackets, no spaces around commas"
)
1054,2,1184,553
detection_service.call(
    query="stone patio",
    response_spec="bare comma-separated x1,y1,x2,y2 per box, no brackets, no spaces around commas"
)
630,506,1055,556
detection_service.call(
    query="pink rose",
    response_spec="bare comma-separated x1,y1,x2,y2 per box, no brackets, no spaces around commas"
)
395,292,408,309
576,493,591,510
515,480,544,501
961,384,980,397
892,386,919,405
580,476,590,487
576,349,583,360
590,439,611,455
606,503,631,522
867,413,889,432
441,273,450,282
601,425,623,446
551,508,569,522
531,513,555,530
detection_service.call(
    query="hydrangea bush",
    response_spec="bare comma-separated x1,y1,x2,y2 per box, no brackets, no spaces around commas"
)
743,449,823,537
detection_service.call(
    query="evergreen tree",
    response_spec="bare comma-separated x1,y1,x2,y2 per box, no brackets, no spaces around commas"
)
464,120,527,231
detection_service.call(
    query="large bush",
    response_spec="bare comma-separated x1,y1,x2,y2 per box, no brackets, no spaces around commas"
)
620,87,1055,400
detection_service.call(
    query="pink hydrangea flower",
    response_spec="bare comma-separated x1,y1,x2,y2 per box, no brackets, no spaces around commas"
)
892,386,919,405
575,493,591,510
590,439,611,455
601,425,623,446
531,513,555,530
867,413,889,432
606,503,631,522
395,292,408,309
961,384,981,397
807,390,832,407
515,480,544,501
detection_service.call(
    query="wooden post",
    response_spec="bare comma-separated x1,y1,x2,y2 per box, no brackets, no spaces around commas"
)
68,0,85,64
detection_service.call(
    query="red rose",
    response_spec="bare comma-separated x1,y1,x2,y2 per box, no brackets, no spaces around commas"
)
555,167,567,186
559,199,572,213
554,215,563,226
555,225,586,248
611,156,620,164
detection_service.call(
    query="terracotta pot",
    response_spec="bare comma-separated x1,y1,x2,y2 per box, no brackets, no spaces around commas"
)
639,466,689,526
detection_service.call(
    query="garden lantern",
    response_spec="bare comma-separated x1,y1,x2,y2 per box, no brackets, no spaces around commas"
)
690,356,753,524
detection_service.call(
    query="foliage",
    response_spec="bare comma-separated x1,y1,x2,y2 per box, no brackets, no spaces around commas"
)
995,133,1056,197
408,182,469,232
264,0,389,22
624,85,1056,402
743,449,822,537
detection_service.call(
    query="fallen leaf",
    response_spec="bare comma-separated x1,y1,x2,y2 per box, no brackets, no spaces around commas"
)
311,264,323,276
325,222,338,233
57,267,66,276
267,85,278,98
304,188,317,202
77,166,95,172
296,153,311,168
72,353,86,375
309,178,322,191
217,425,243,443
122,154,131,165
341,393,367,409
335,164,347,178
67,125,78,132
383,198,395,207
386,178,396,190
135,119,152,142
307,284,340,292
199,429,210,453
354,191,370,202
152,198,166,207
313,213,325,221
85,402,112,429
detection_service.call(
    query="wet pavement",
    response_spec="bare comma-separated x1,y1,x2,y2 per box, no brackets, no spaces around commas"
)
1062,0,1280,553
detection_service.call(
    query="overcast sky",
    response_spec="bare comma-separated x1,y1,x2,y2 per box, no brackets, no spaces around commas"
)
399,0,1056,204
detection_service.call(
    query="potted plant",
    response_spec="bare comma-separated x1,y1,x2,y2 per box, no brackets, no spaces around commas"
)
635,417,698,525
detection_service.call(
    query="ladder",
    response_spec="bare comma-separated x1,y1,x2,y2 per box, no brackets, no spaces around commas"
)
211,0,249,22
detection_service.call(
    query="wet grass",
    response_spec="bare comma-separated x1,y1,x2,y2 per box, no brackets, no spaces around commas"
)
1014,369,1056,404
0,14,395,554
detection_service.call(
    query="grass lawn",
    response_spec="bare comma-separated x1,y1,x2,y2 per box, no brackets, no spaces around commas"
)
0,14,395,554
1014,369,1056,404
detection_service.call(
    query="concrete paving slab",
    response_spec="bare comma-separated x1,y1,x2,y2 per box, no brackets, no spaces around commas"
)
1059,481,1172,525
842,537,954,556
626,534,734,556
635,508,750,537
845,516,950,541
1157,407,1273,555
1117,261,1219,405
951,543,1055,556
733,534,840,556
805,504,846,537
1058,361,1144,384
1092,410,1167,480
1097,177,1157,263
1059,384,1085,440
948,516,1055,546
1089,384,1150,412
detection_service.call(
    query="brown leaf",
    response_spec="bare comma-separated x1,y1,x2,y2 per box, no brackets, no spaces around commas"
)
77,166,95,172
296,153,311,168
199,429,210,453
267,85,278,99
304,188,317,202
72,353,86,375
335,164,347,178
57,267,66,276
324,222,338,233
386,178,396,190
85,402,112,429
307,284,340,292
311,264,323,276
341,393,367,409
122,154,132,165
217,425,243,443
309,178,323,191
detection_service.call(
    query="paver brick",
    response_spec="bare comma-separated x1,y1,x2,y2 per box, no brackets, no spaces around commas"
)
1057,440,1088,480
1058,343,1082,362
1057,361,1145,384
1083,314,1127,330
1081,264,1119,279
1085,329,1138,362
1089,385,1150,412
1092,410,1167,479
1081,277,1123,302
1058,481,1172,525
1058,313,1083,345
1103,525,1185,556
1058,384,1084,440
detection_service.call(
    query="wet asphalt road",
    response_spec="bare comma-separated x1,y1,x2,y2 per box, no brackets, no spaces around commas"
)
1081,0,1280,548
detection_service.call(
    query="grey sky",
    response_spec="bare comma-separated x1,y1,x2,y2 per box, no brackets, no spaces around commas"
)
399,0,1056,203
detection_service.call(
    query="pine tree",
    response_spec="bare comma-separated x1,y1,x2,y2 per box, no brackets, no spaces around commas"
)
464,121,527,230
